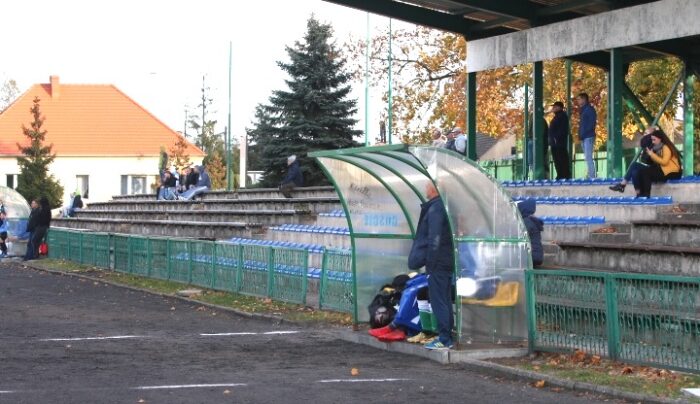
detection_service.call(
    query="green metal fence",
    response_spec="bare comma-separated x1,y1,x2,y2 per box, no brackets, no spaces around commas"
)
527,269,700,373
46,228,353,317
319,249,354,314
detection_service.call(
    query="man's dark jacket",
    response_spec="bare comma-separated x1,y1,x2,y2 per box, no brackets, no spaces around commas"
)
549,110,569,149
408,196,454,273
281,161,304,187
26,208,39,233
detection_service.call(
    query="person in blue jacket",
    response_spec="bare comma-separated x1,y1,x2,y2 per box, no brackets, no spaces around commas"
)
518,199,544,267
0,211,8,257
408,182,455,350
577,93,597,179
280,155,304,198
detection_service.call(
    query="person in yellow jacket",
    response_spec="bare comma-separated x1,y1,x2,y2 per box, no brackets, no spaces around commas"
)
635,129,681,198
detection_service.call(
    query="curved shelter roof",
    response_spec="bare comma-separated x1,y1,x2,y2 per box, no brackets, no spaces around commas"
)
311,145,531,344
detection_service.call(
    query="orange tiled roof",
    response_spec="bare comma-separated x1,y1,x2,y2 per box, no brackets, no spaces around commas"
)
0,76,204,157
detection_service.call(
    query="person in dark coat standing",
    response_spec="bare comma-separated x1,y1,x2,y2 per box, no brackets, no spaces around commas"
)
23,199,40,261
280,155,304,198
518,199,544,267
408,182,455,350
548,101,571,180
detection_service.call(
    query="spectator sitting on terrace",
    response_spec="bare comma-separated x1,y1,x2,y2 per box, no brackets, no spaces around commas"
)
280,155,304,198
65,192,84,217
186,164,200,190
157,170,178,200
609,126,658,193
518,199,544,268
178,165,211,201
633,128,682,198
430,128,445,148
0,211,8,258
177,167,190,193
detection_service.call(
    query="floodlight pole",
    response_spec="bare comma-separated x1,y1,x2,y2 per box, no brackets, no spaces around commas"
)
227,41,233,190
388,18,393,145
364,12,370,146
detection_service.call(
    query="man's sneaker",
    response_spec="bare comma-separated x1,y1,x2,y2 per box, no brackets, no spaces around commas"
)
406,332,428,343
368,325,393,338
424,339,453,350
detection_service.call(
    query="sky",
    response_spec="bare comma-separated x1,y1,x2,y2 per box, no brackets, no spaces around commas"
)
1,0,413,146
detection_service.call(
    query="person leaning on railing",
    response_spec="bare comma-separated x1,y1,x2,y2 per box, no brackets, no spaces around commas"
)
633,129,682,198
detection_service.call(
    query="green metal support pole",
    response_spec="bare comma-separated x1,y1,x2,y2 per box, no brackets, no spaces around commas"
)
622,83,654,127
684,64,696,175
227,41,233,190
566,60,574,176
466,71,477,160
608,48,623,178
364,12,370,146
533,61,545,180
388,18,393,145
652,70,684,128
523,83,529,180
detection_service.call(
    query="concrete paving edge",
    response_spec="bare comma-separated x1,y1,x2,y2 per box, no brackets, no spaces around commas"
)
21,261,691,404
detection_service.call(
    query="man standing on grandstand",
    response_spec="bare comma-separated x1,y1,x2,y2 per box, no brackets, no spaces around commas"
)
577,92,597,179
549,101,571,180
408,182,455,350
280,155,304,198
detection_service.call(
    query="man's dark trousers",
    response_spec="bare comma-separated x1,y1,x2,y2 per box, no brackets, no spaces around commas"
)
551,146,571,180
428,270,454,345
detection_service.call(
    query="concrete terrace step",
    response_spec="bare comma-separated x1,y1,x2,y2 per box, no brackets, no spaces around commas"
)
552,241,700,276
111,186,337,202
505,179,700,203
74,209,316,226
84,197,341,214
630,220,700,247
51,218,264,239
536,203,661,222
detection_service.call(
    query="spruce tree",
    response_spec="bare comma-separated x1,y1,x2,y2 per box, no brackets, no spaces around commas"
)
248,16,361,187
16,97,64,208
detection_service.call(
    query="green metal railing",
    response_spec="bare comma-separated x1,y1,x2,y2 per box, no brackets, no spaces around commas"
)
47,228,355,319
527,269,700,373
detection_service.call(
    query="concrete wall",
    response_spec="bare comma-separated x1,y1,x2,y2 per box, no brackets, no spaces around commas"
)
0,155,202,206
467,0,700,72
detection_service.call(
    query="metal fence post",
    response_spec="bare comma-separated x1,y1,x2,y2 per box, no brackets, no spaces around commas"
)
146,237,152,277
166,239,172,280
267,247,274,297
525,270,537,353
187,241,193,284
605,274,620,360
211,241,217,288
235,244,243,292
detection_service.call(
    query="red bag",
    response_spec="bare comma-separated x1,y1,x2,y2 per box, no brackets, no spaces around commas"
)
38,242,48,256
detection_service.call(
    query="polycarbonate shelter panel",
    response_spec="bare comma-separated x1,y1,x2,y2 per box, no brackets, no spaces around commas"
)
341,155,424,232
0,186,30,218
410,146,529,342
358,152,433,202
354,237,415,322
410,147,524,239
317,157,412,236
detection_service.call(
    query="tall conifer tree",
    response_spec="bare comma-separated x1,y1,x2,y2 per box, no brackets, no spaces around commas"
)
248,16,361,187
16,97,63,207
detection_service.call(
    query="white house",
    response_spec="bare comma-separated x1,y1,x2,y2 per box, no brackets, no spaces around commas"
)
0,76,204,205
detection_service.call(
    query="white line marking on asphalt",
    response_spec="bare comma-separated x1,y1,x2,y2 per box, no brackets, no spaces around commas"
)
40,335,146,342
199,331,298,336
0,391,17,394
200,332,257,336
132,383,247,390
316,378,411,383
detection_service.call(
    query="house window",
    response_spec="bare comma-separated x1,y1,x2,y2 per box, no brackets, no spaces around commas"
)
6,174,18,189
120,175,148,195
131,176,147,195
76,175,89,199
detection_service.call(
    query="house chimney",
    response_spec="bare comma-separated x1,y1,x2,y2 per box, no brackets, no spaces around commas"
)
50,75,60,98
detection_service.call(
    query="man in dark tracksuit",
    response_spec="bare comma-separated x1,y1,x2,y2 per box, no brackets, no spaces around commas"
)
280,155,304,198
408,183,455,350
548,101,571,180
23,199,40,261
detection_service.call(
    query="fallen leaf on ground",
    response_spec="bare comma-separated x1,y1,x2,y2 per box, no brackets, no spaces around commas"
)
590,355,601,365
351,368,360,376
621,366,634,375
223,389,231,395
170,306,176,311
533,380,546,388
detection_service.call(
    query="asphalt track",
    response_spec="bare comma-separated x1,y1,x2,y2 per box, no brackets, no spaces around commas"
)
0,262,622,403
